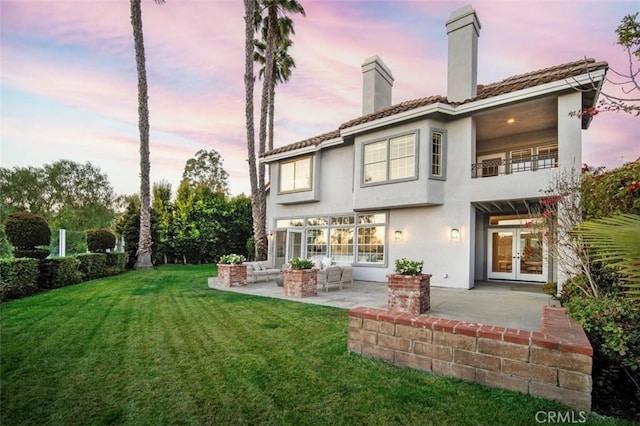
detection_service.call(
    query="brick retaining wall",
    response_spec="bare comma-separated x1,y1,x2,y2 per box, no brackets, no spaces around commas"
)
348,305,593,411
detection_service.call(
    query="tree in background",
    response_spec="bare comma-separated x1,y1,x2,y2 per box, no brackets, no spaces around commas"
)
181,149,230,195
129,0,165,269
573,13,640,117
0,160,115,257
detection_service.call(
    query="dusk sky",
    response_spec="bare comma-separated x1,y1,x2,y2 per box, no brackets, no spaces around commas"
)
1,0,638,197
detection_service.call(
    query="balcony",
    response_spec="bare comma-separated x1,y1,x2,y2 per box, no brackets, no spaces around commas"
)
471,152,558,178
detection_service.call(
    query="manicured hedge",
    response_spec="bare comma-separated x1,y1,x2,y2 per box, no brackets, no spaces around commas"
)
0,258,39,301
39,257,82,289
86,228,116,253
1,252,128,302
4,212,51,250
76,253,108,281
106,252,127,275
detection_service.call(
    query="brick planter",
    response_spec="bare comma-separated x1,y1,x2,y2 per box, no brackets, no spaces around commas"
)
387,274,431,314
282,269,318,297
217,264,247,287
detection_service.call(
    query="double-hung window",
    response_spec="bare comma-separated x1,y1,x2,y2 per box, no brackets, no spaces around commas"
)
279,156,312,193
537,144,558,169
430,129,447,179
363,133,417,184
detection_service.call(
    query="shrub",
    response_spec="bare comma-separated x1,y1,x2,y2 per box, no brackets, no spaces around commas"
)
218,254,246,265
14,249,50,259
105,252,127,275
4,212,51,250
86,228,116,253
76,253,108,281
289,257,314,270
564,292,640,371
394,258,424,276
0,258,39,301
38,257,81,289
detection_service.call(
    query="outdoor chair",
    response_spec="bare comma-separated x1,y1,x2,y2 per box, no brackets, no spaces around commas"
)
318,265,343,292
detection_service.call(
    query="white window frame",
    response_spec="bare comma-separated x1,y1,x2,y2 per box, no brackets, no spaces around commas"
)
279,156,312,194
429,129,447,180
537,144,558,169
362,132,418,186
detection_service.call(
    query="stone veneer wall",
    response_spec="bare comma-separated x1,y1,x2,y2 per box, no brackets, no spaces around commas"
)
217,264,247,287
348,305,593,411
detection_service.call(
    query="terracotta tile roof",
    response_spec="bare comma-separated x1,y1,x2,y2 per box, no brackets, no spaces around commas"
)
262,58,607,158
473,58,607,101
338,95,446,129
262,129,340,156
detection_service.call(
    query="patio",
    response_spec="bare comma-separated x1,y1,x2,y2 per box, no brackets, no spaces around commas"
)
209,278,551,331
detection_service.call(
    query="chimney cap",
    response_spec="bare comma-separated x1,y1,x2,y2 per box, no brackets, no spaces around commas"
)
362,55,394,82
446,5,481,35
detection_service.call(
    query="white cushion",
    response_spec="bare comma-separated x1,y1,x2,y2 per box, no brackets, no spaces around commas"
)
322,256,333,269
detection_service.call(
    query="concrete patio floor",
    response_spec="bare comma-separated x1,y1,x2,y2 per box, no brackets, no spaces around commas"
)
209,278,552,331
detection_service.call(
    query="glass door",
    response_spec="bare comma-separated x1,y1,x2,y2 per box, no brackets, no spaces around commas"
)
488,228,546,282
488,230,516,280
286,229,303,262
517,231,545,281
273,231,286,269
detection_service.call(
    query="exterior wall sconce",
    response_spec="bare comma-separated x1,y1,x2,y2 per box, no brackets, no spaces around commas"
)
394,230,403,241
451,228,460,240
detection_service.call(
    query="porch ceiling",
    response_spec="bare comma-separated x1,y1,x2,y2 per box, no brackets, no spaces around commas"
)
474,97,557,141
473,198,542,214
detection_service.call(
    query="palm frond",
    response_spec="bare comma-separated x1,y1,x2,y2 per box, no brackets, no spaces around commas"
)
572,214,640,298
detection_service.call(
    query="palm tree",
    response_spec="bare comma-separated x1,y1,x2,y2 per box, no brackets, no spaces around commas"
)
254,18,296,152
130,0,164,268
253,0,305,261
243,0,261,260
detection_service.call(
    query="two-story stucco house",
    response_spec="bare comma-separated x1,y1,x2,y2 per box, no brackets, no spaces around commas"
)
260,5,607,289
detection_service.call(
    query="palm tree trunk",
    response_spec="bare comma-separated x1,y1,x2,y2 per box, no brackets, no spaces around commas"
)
244,0,267,261
130,0,153,268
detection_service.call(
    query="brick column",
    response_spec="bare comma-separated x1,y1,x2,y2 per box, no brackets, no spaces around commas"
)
217,264,247,287
282,269,318,297
387,274,431,314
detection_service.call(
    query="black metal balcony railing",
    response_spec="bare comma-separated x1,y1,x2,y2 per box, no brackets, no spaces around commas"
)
471,153,558,178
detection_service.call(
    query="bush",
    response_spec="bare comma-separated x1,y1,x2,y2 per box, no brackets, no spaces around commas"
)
565,292,640,371
76,253,108,281
218,254,246,265
105,252,127,275
38,257,81,289
289,257,314,270
86,228,116,253
14,248,50,259
394,258,424,276
0,258,39,301
4,212,51,249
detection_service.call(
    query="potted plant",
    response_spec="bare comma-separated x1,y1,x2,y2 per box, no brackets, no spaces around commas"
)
216,254,247,287
387,258,431,314
282,257,318,297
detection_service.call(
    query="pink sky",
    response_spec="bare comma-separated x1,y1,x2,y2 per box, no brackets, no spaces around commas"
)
1,0,638,197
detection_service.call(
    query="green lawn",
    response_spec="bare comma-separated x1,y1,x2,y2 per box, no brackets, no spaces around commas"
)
0,264,631,425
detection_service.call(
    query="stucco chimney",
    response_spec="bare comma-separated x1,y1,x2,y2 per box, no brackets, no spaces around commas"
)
445,5,481,102
362,55,394,115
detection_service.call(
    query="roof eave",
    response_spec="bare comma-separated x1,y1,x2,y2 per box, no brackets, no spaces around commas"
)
260,136,343,163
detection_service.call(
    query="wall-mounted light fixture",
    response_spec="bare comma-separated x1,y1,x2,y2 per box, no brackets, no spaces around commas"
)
450,228,460,240
394,230,403,241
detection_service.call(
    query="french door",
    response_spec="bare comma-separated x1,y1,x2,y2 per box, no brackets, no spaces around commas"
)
487,228,546,282
286,229,303,262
